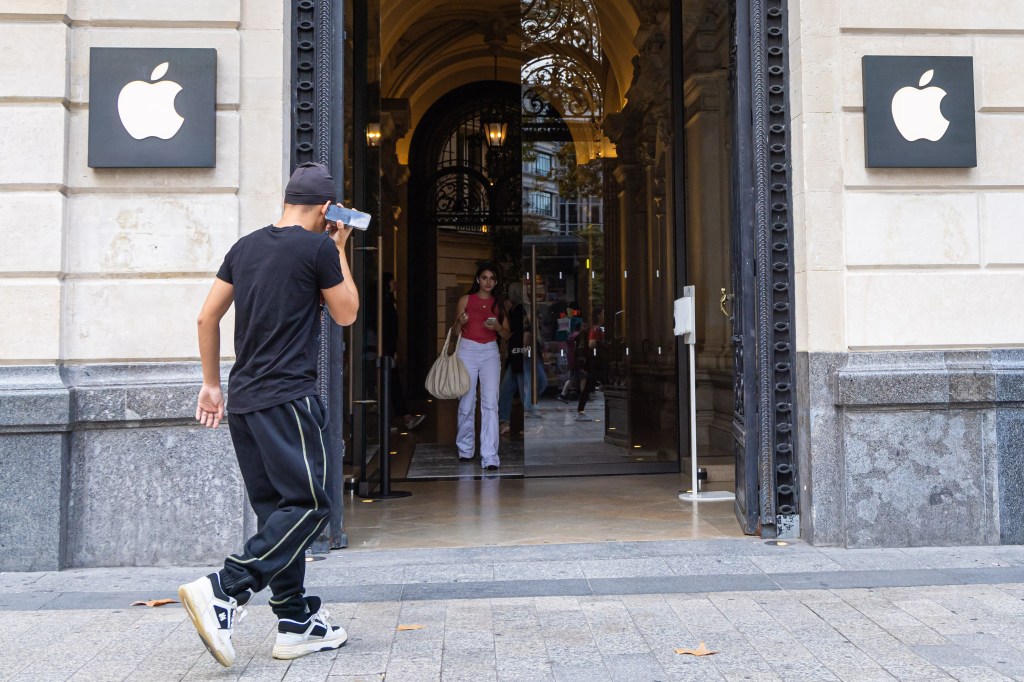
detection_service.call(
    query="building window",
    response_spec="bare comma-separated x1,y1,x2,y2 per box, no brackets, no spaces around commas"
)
531,191,553,216
535,152,552,175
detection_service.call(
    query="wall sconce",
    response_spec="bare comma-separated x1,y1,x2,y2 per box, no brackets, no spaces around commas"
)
366,122,382,147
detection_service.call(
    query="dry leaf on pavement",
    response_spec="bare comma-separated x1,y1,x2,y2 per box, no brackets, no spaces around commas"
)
131,599,179,607
397,624,426,631
674,641,717,656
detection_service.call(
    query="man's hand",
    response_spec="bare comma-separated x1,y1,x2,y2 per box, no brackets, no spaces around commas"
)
324,202,355,248
196,384,224,428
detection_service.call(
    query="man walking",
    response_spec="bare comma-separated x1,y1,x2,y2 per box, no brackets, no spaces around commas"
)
178,162,359,666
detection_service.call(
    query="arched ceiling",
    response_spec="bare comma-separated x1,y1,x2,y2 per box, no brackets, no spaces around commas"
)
382,0,720,161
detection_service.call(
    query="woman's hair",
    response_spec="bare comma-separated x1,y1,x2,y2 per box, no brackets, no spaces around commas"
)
467,262,506,323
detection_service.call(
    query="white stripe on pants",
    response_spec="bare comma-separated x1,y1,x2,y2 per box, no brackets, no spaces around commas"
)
457,337,500,463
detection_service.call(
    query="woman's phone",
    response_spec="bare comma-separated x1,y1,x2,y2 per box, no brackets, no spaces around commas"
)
325,204,372,230
486,317,498,326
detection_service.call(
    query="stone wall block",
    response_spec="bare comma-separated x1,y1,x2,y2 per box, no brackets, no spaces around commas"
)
67,424,242,566
240,29,286,81
978,37,1024,111
0,280,62,361
0,0,68,17
981,193,1024,266
240,0,285,31
994,350,1024,403
71,0,239,25
70,29,240,106
998,408,1024,544
67,194,239,275
796,36,841,115
65,279,234,362
801,270,845,353
804,191,844,271
837,369,950,407
0,105,67,186
67,111,240,192
844,113,1024,188
845,193,980,267
840,0,1024,32
0,366,69,429
793,0,840,38
797,112,843,195
797,352,848,546
0,433,68,570
0,22,69,100
843,409,998,548
846,273,1024,348
838,35,972,110
0,192,64,274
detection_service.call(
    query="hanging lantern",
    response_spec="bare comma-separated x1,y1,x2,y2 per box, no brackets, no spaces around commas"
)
365,122,382,147
483,118,507,147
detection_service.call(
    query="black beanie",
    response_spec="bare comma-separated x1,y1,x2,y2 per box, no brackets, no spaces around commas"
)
284,162,336,205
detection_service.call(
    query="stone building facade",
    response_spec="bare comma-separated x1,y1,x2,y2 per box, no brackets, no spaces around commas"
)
1,0,1022,570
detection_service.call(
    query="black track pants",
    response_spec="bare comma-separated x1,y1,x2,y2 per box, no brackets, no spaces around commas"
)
219,395,331,621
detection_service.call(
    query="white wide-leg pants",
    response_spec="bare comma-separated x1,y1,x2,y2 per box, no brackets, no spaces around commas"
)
457,338,500,465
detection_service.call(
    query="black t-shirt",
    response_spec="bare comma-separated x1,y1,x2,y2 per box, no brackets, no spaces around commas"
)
216,225,343,413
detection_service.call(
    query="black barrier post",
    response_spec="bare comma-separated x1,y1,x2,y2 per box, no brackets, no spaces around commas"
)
362,235,411,500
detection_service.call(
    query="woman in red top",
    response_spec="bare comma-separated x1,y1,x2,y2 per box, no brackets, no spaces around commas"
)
453,263,510,469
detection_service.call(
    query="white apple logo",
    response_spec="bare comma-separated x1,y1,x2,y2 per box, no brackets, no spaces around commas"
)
891,69,950,142
116,62,185,140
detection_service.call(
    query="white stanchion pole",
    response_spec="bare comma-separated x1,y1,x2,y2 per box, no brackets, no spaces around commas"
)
677,286,735,503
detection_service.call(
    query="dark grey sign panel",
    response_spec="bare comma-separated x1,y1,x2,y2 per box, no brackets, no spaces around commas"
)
88,48,217,168
862,56,976,168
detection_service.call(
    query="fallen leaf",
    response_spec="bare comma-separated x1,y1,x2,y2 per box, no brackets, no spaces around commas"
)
131,599,179,607
674,641,717,656
397,624,426,631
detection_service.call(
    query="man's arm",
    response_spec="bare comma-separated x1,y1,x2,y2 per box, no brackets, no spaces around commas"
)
196,278,234,428
322,224,359,326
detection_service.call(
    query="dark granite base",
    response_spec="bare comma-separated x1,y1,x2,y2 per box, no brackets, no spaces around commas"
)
799,350,1024,549
0,363,248,570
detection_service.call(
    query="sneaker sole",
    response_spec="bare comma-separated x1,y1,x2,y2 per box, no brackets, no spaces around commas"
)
272,632,348,660
178,583,232,668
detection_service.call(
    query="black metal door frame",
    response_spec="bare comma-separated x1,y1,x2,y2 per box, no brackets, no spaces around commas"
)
289,0,347,549
729,0,799,538
288,0,801,538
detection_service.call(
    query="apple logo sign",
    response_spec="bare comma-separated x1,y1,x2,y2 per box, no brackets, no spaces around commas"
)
117,62,185,141
891,70,950,142
862,55,976,168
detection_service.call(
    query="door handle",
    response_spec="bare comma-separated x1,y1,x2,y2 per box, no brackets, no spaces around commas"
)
720,288,733,319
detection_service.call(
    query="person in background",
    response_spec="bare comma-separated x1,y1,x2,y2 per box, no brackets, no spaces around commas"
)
381,272,425,431
452,263,510,469
575,307,606,422
499,283,540,435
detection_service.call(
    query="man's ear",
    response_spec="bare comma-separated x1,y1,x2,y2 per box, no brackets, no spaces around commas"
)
320,200,331,217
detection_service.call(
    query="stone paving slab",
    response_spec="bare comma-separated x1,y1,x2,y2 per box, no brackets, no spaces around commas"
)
5,542,1024,679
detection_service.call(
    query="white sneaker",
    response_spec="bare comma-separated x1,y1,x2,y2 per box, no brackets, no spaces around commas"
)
574,413,593,421
272,597,348,660
178,573,246,667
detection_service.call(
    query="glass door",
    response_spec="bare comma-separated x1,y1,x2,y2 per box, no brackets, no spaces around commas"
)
514,0,682,475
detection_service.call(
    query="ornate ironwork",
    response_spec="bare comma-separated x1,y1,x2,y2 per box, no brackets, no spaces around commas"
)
750,0,798,530
522,0,601,61
421,93,522,234
522,56,603,123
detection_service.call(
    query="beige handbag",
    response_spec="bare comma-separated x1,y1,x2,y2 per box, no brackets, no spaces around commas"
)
425,327,470,399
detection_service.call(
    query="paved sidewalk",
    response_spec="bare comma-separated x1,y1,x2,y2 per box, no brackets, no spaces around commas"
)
5,540,1024,681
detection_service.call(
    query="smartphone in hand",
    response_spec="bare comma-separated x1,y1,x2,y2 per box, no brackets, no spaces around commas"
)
325,204,372,230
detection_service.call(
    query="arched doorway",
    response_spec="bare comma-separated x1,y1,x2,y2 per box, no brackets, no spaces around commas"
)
407,81,523,393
